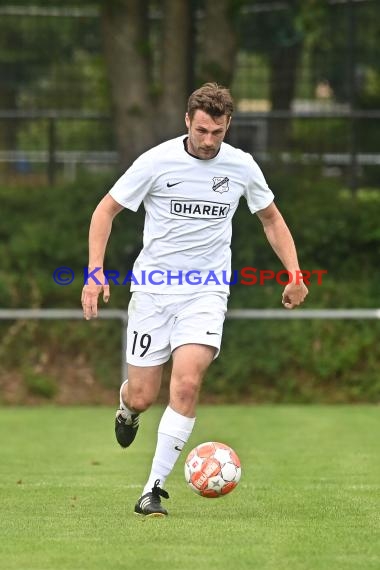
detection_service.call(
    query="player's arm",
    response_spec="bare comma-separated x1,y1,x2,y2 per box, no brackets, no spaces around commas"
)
81,193,124,320
256,201,308,309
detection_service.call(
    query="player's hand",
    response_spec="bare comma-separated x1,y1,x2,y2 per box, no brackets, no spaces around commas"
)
81,270,110,320
282,280,308,309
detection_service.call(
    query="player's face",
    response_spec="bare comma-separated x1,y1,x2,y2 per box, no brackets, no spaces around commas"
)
185,110,230,160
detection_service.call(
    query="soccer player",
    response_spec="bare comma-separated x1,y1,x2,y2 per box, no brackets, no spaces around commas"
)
81,82,308,517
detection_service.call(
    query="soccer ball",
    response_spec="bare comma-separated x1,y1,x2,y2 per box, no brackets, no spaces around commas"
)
184,441,241,498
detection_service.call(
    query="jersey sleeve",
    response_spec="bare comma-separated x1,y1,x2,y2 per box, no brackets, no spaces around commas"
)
108,151,154,212
244,155,274,213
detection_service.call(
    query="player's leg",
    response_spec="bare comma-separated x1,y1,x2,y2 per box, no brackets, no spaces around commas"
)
115,292,173,448
170,343,216,416
135,343,215,517
115,364,163,448
135,292,227,517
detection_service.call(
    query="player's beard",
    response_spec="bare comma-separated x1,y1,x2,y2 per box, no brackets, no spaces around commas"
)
199,146,217,158
188,137,219,159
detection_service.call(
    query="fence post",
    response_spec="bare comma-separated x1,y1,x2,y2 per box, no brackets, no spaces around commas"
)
347,0,357,192
47,117,57,186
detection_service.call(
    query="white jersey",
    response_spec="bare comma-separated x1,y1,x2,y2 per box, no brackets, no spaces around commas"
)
109,135,274,294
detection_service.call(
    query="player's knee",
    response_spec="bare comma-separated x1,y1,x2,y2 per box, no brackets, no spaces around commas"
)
172,374,201,404
127,393,155,413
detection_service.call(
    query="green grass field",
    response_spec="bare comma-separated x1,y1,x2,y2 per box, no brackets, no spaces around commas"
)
1,406,379,570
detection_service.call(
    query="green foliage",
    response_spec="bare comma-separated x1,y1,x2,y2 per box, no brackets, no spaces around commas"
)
231,53,269,100
0,9,105,110
360,68,380,108
307,1,380,104
206,319,380,403
1,170,380,402
222,168,380,402
24,369,57,399
0,172,143,399
0,172,144,308
291,118,350,152
238,1,304,52
291,117,379,158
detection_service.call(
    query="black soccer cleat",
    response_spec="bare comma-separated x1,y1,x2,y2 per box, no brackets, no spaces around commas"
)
115,409,140,448
134,480,170,517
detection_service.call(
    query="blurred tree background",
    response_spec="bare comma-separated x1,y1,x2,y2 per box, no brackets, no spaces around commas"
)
0,0,379,404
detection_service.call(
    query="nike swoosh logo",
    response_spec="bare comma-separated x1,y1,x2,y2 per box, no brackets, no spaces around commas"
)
167,181,183,187
206,331,219,335
174,445,183,452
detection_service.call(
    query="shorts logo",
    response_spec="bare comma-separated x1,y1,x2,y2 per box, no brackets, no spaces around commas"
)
170,199,230,219
212,176,229,193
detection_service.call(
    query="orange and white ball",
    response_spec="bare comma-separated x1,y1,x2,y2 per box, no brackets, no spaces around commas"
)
184,441,241,498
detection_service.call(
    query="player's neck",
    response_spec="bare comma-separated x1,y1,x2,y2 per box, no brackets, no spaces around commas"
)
183,137,199,159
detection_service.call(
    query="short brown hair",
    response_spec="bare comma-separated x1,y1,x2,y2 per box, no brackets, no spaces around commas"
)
187,82,234,120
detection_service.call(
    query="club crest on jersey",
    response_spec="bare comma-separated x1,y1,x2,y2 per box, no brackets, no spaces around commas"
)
212,176,229,193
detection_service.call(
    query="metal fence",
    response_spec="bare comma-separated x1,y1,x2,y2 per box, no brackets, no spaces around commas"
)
0,1,379,188
1,108,379,187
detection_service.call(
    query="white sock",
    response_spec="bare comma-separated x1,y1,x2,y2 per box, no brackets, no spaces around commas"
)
119,379,135,417
142,406,195,496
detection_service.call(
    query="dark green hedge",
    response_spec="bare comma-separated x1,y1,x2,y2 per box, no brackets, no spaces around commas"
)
1,168,379,402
